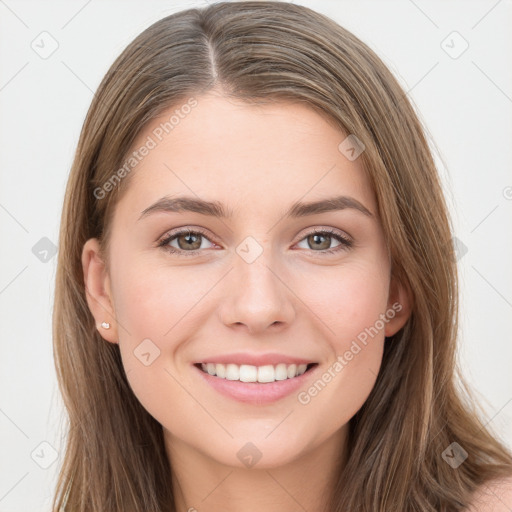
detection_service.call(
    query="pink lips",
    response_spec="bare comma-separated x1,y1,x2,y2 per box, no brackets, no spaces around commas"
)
193,355,319,405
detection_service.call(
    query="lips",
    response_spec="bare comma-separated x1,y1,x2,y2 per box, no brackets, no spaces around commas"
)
193,361,319,404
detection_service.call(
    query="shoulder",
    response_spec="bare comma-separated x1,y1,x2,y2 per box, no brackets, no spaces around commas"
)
465,475,512,512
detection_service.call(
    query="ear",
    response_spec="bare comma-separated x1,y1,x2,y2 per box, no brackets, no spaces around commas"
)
81,238,119,344
384,275,413,337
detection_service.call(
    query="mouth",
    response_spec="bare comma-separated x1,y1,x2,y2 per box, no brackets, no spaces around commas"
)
194,362,319,384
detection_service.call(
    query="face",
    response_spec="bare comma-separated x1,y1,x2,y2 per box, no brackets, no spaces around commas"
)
82,92,410,470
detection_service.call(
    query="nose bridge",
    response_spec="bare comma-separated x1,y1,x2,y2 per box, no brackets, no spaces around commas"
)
219,235,295,332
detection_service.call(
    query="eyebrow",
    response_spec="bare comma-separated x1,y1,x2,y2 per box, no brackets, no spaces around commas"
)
138,194,373,221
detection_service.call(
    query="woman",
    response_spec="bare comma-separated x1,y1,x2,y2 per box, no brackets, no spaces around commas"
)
52,2,512,510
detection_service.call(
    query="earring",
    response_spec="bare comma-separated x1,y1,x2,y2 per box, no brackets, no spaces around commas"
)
101,321,111,329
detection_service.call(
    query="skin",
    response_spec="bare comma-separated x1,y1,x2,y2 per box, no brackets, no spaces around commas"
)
82,91,412,512
466,477,512,511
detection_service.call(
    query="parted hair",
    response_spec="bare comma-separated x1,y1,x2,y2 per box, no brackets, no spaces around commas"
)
52,2,512,510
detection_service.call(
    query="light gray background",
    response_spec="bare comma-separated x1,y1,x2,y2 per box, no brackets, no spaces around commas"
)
1,1,511,510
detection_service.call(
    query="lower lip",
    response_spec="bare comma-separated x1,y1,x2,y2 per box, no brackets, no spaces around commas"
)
193,364,319,404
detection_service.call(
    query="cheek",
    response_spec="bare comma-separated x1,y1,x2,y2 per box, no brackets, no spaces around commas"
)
291,260,389,417
108,257,219,415
295,258,390,345
110,256,215,346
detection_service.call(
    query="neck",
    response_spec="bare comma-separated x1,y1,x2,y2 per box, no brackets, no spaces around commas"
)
165,425,348,512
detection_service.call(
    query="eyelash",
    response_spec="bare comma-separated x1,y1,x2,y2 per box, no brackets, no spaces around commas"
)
157,227,353,257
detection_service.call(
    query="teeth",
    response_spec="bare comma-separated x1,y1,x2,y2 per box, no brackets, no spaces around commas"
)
200,362,309,382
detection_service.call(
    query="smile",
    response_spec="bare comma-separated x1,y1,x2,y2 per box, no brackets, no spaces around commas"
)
197,362,316,383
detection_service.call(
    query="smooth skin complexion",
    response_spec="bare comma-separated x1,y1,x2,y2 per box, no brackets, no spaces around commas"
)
82,91,411,511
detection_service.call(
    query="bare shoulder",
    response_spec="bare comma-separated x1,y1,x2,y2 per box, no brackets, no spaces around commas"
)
465,475,512,512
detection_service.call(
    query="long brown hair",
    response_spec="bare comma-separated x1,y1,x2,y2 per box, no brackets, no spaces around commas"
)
52,2,512,510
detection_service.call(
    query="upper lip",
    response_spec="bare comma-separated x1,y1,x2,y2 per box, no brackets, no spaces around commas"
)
195,353,316,367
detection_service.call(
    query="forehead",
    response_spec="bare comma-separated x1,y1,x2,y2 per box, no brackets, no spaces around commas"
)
115,93,376,222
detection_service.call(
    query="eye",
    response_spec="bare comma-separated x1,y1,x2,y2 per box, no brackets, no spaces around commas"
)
295,228,353,255
157,228,215,256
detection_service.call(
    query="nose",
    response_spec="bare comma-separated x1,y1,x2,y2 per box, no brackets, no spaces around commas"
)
217,250,296,335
